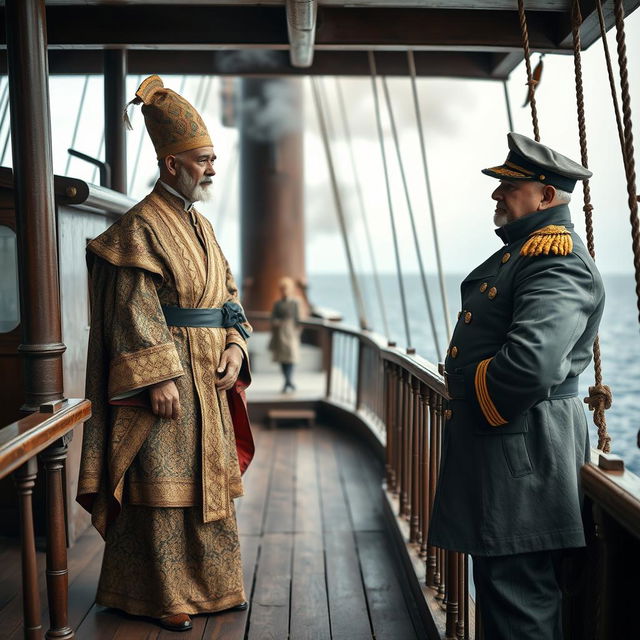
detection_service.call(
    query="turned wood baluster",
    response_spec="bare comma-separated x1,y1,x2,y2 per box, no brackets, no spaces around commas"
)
402,372,413,521
457,553,466,639
14,459,42,640
395,368,404,503
410,377,421,542
426,389,438,585
445,551,459,639
384,362,394,490
435,396,445,600
420,384,430,559
40,437,74,640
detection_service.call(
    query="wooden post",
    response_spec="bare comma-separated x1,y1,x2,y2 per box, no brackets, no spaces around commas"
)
13,459,42,640
446,551,459,639
5,0,66,412
40,438,74,640
240,78,306,318
410,376,421,543
104,49,127,193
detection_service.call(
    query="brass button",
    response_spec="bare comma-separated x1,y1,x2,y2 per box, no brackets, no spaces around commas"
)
480,282,488,293
450,346,459,358
501,252,511,264
488,287,497,300
464,311,472,324
445,409,453,421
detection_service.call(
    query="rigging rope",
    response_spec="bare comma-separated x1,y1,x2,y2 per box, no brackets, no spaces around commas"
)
571,0,612,452
612,0,640,326
368,51,413,351
335,77,390,338
128,75,145,194
65,75,90,175
213,141,238,238
0,79,10,154
407,50,453,343
381,76,442,360
311,77,370,331
503,79,515,132
595,0,626,157
517,0,541,141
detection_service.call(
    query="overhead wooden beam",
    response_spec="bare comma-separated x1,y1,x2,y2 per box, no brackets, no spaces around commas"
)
0,5,588,53
0,49,511,79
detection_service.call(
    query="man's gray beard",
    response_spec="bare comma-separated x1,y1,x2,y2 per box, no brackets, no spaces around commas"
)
176,165,213,203
493,211,509,228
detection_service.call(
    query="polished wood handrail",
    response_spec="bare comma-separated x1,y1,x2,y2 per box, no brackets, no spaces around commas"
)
0,398,91,480
1,398,91,640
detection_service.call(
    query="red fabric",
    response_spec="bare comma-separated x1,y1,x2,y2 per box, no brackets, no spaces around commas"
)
227,377,254,475
109,379,254,476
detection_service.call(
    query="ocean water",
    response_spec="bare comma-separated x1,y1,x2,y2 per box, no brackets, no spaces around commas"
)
308,272,640,475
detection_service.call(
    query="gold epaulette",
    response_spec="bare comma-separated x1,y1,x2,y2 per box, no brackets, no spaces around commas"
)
520,225,573,257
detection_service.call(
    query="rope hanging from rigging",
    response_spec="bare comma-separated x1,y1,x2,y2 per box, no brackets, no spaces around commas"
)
571,0,612,453
407,50,453,344
368,51,414,352
612,0,640,327
517,0,541,141
310,77,370,332
334,78,391,339
380,76,442,361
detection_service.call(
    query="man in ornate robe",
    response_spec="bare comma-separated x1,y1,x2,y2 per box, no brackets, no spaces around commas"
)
77,75,253,631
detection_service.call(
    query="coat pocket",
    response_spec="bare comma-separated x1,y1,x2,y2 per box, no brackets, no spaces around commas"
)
501,432,534,477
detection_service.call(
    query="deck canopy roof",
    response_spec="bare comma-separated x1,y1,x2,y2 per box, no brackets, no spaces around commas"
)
0,0,638,79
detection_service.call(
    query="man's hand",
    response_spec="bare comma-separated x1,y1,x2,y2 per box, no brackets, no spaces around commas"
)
149,379,181,419
216,345,244,391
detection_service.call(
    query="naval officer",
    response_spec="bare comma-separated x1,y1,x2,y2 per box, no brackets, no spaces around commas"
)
428,133,605,639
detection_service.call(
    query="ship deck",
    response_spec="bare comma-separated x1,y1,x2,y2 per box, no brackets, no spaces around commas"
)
0,421,426,639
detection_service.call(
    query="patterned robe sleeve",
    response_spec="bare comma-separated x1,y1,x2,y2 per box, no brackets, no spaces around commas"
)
95,257,185,401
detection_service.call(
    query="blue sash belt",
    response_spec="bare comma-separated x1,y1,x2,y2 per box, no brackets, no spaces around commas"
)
161,302,251,340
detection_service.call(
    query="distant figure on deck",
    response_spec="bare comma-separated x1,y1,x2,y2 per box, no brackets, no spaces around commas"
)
269,276,301,393
428,133,605,640
76,76,253,633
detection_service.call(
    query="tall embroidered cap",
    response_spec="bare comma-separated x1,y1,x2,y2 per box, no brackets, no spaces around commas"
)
482,132,592,192
124,75,212,159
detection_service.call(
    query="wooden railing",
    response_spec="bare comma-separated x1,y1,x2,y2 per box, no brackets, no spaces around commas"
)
302,317,640,640
0,398,91,640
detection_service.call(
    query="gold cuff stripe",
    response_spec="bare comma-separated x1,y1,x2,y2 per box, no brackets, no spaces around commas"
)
475,358,507,426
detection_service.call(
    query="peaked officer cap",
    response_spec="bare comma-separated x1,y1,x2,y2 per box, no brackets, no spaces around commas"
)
124,75,212,159
482,132,592,193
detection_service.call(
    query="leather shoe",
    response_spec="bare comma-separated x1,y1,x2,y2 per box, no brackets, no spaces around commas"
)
158,613,193,631
227,601,248,612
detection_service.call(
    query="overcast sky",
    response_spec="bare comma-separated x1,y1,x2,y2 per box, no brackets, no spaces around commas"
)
10,9,638,277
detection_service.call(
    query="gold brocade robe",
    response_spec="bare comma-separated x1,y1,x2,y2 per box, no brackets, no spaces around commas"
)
77,182,251,538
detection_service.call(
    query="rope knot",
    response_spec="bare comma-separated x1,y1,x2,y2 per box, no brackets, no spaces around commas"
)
584,384,613,412
583,203,594,214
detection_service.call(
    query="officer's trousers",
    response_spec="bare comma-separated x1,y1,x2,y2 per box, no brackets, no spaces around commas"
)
472,550,564,640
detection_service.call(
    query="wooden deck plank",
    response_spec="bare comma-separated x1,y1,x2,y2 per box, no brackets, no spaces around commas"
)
263,429,296,534
237,427,274,536
294,428,322,534
356,531,419,640
290,533,330,640
315,427,351,532
324,530,372,640
247,532,293,640
75,605,122,640
335,433,385,533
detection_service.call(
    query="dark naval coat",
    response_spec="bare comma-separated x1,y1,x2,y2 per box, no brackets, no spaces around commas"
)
428,204,605,557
